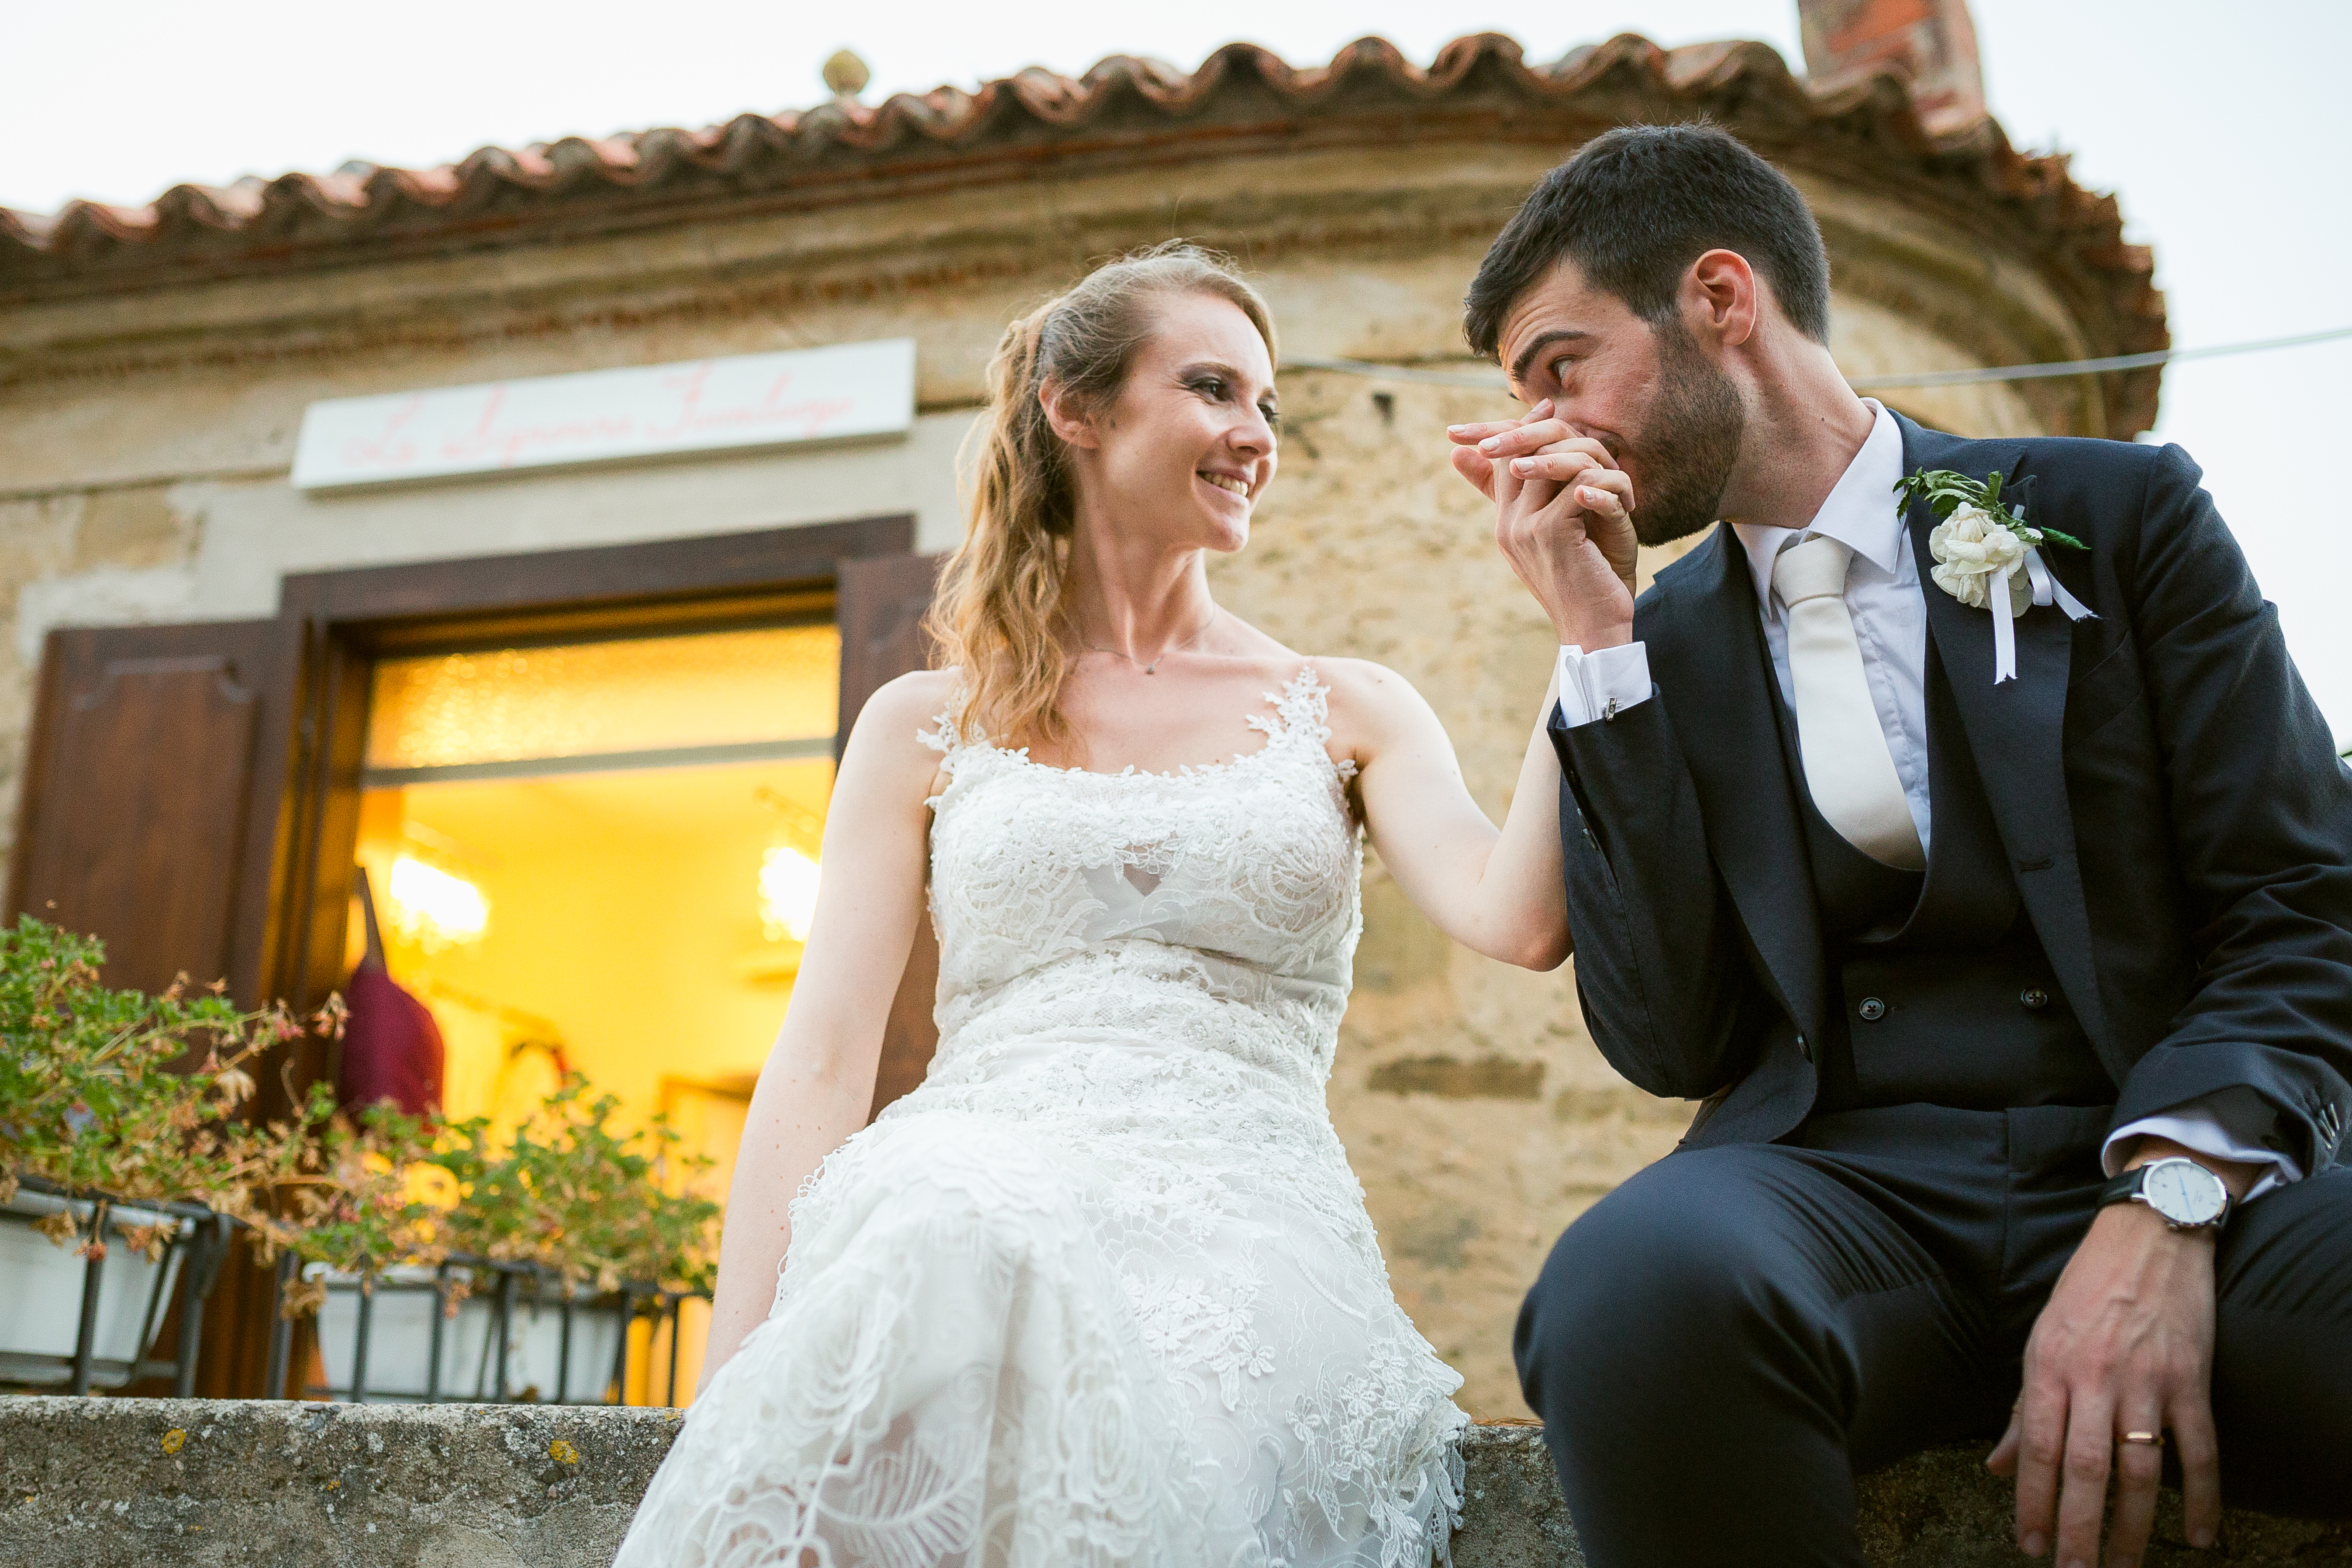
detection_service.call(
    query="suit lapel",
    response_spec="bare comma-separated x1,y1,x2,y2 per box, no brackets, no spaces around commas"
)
1899,419,2117,1061
1652,525,1826,1038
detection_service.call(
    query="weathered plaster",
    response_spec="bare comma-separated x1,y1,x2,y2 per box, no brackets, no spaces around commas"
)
0,144,2102,494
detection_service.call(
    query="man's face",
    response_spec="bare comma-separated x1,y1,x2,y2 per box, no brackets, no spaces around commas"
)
1495,257,1745,545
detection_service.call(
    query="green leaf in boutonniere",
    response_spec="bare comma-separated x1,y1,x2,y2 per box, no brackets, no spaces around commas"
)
1900,465,2099,683
1894,467,2086,552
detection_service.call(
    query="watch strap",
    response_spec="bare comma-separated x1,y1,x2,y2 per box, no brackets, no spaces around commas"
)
2098,1168,2149,1210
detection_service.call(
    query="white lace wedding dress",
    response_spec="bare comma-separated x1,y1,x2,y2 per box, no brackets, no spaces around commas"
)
615,668,1466,1568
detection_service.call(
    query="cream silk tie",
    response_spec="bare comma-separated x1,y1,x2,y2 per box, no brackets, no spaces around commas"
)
1772,536,1926,871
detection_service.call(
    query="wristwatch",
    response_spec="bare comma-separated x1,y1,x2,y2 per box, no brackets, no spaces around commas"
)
2099,1156,2232,1231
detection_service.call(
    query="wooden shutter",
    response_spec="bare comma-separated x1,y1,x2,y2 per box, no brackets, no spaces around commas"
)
835,552,944,1120
9,620,302,1399
9,621,295,1003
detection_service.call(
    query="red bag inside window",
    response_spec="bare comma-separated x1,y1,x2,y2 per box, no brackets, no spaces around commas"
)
337,869,445,1118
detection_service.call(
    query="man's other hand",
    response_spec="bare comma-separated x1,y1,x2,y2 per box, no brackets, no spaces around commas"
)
1989,1140,2258,1568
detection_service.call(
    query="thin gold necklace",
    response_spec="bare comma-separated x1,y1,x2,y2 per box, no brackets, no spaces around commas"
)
1081,609,1219,675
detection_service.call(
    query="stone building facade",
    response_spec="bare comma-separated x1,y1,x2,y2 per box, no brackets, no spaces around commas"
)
0,31,2164,1412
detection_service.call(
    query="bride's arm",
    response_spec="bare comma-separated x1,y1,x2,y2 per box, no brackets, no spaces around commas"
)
697,670,948,1393
1332,658,1571,971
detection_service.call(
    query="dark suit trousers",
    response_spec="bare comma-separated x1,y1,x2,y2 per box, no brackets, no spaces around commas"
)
1514,1105,2352,1568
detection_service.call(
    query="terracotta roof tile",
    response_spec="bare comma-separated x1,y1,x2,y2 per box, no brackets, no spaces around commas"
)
0,32,2166,431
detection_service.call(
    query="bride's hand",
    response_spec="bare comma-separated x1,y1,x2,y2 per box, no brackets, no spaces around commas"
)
1447,399,1551,503
1450,403,1639,650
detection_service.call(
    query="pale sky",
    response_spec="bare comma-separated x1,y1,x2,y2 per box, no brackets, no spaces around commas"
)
6,0,2349,735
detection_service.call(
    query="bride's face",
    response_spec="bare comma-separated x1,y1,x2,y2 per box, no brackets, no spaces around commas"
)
1055,291,1279,555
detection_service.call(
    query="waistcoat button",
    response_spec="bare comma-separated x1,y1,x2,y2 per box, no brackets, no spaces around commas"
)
2020,987,2051,1011
1795,1033,1812,1062
1858,997,1887,1021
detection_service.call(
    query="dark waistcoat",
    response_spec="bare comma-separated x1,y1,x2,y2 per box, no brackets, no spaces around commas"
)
1770,641,2111,1115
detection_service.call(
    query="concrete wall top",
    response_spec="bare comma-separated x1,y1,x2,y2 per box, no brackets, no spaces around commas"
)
0,1399,2335,1567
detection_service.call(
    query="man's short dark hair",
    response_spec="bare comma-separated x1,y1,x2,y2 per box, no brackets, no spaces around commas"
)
1463,123,1831,358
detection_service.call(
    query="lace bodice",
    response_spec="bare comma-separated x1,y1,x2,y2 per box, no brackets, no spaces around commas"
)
921,667,1363,1099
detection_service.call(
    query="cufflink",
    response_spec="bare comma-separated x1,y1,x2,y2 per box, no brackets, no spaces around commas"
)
1601,697,1619,722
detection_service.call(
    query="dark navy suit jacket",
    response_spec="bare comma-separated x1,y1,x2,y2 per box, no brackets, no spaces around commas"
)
1550,415,2352,1175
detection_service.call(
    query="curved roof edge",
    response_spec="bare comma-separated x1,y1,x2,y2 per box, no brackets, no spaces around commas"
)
0,32,2165,433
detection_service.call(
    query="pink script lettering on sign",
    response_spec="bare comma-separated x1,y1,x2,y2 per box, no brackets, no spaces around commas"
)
437,386,641,470
291,339,915,490
338,395,429,471
641,365,862,442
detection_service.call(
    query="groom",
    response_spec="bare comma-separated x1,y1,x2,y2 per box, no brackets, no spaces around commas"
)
1448,125,2352,1568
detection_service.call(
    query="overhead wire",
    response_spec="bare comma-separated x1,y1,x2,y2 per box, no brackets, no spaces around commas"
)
1282,323,2352,393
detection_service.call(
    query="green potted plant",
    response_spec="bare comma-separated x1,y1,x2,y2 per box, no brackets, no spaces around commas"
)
301,1075,720,1403
0,916,335,1388
0,914,720,1403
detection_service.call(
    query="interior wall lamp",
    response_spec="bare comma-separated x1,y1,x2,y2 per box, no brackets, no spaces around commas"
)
386,854,491,951
759,847,822,944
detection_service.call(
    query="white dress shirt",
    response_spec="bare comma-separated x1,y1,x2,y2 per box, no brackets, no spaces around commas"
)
1552,401,2295,1198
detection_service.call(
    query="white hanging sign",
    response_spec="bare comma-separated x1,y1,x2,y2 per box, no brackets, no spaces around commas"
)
292,338,916,490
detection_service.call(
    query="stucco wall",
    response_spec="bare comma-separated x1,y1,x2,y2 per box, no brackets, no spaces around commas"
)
0,155,2057,1416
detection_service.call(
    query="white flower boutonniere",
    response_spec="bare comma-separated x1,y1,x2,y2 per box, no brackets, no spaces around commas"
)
1897,467,2096,684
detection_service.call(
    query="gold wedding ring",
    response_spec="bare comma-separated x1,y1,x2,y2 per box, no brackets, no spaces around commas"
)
2120,1430,2165,1447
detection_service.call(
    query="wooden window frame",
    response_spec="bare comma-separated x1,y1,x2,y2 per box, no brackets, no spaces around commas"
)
266,514,917,1031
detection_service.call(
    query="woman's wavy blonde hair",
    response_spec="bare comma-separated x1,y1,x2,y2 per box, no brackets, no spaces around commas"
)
924,241,1276,749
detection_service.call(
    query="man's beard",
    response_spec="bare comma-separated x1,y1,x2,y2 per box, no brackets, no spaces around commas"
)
1623,322,1745,547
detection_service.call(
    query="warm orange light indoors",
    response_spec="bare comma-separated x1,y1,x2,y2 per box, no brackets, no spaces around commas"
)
366,623,839,772
350,619,842,1405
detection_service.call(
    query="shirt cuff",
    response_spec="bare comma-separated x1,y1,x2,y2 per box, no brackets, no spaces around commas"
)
1554,643,1652,728
2104,1089,2301,1203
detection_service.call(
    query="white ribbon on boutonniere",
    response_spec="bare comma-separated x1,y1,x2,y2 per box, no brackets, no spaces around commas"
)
1897,467,2096,684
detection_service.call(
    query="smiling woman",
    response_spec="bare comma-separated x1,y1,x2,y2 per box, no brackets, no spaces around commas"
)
928,241,1280,755
609,239,1589,1566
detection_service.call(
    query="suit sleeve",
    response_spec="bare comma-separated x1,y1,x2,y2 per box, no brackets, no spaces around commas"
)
1552,688,1762,1100
2108,443,2352,1175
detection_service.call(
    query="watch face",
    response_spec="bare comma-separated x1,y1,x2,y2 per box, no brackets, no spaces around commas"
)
2144,1160,2228,1227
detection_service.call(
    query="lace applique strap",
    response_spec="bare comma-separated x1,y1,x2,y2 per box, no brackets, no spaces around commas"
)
917,708,961,755
917,680,984,762
1244,664,1327,743
917,690,1012,806
1247,663,1358,782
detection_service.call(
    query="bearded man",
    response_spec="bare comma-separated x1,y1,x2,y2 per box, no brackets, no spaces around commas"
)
1449,124,2352,1568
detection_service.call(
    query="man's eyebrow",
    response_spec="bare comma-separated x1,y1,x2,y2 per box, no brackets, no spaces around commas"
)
1508,329,1591,391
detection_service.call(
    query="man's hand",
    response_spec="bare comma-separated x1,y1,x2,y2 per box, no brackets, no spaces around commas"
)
1988,1141,2255,1567
1449,402,1640,651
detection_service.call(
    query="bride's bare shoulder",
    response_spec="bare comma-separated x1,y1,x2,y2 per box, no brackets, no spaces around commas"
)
1301,657,1445,755
841,669,964,771
1308,656,1431,712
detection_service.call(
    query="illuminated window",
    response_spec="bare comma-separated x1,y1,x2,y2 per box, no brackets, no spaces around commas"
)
365,624,839,782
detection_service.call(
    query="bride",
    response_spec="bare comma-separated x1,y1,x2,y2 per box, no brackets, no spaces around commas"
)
616,243,1575,1568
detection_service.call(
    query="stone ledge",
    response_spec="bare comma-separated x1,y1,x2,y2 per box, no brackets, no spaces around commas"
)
0,1399,2341,1567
